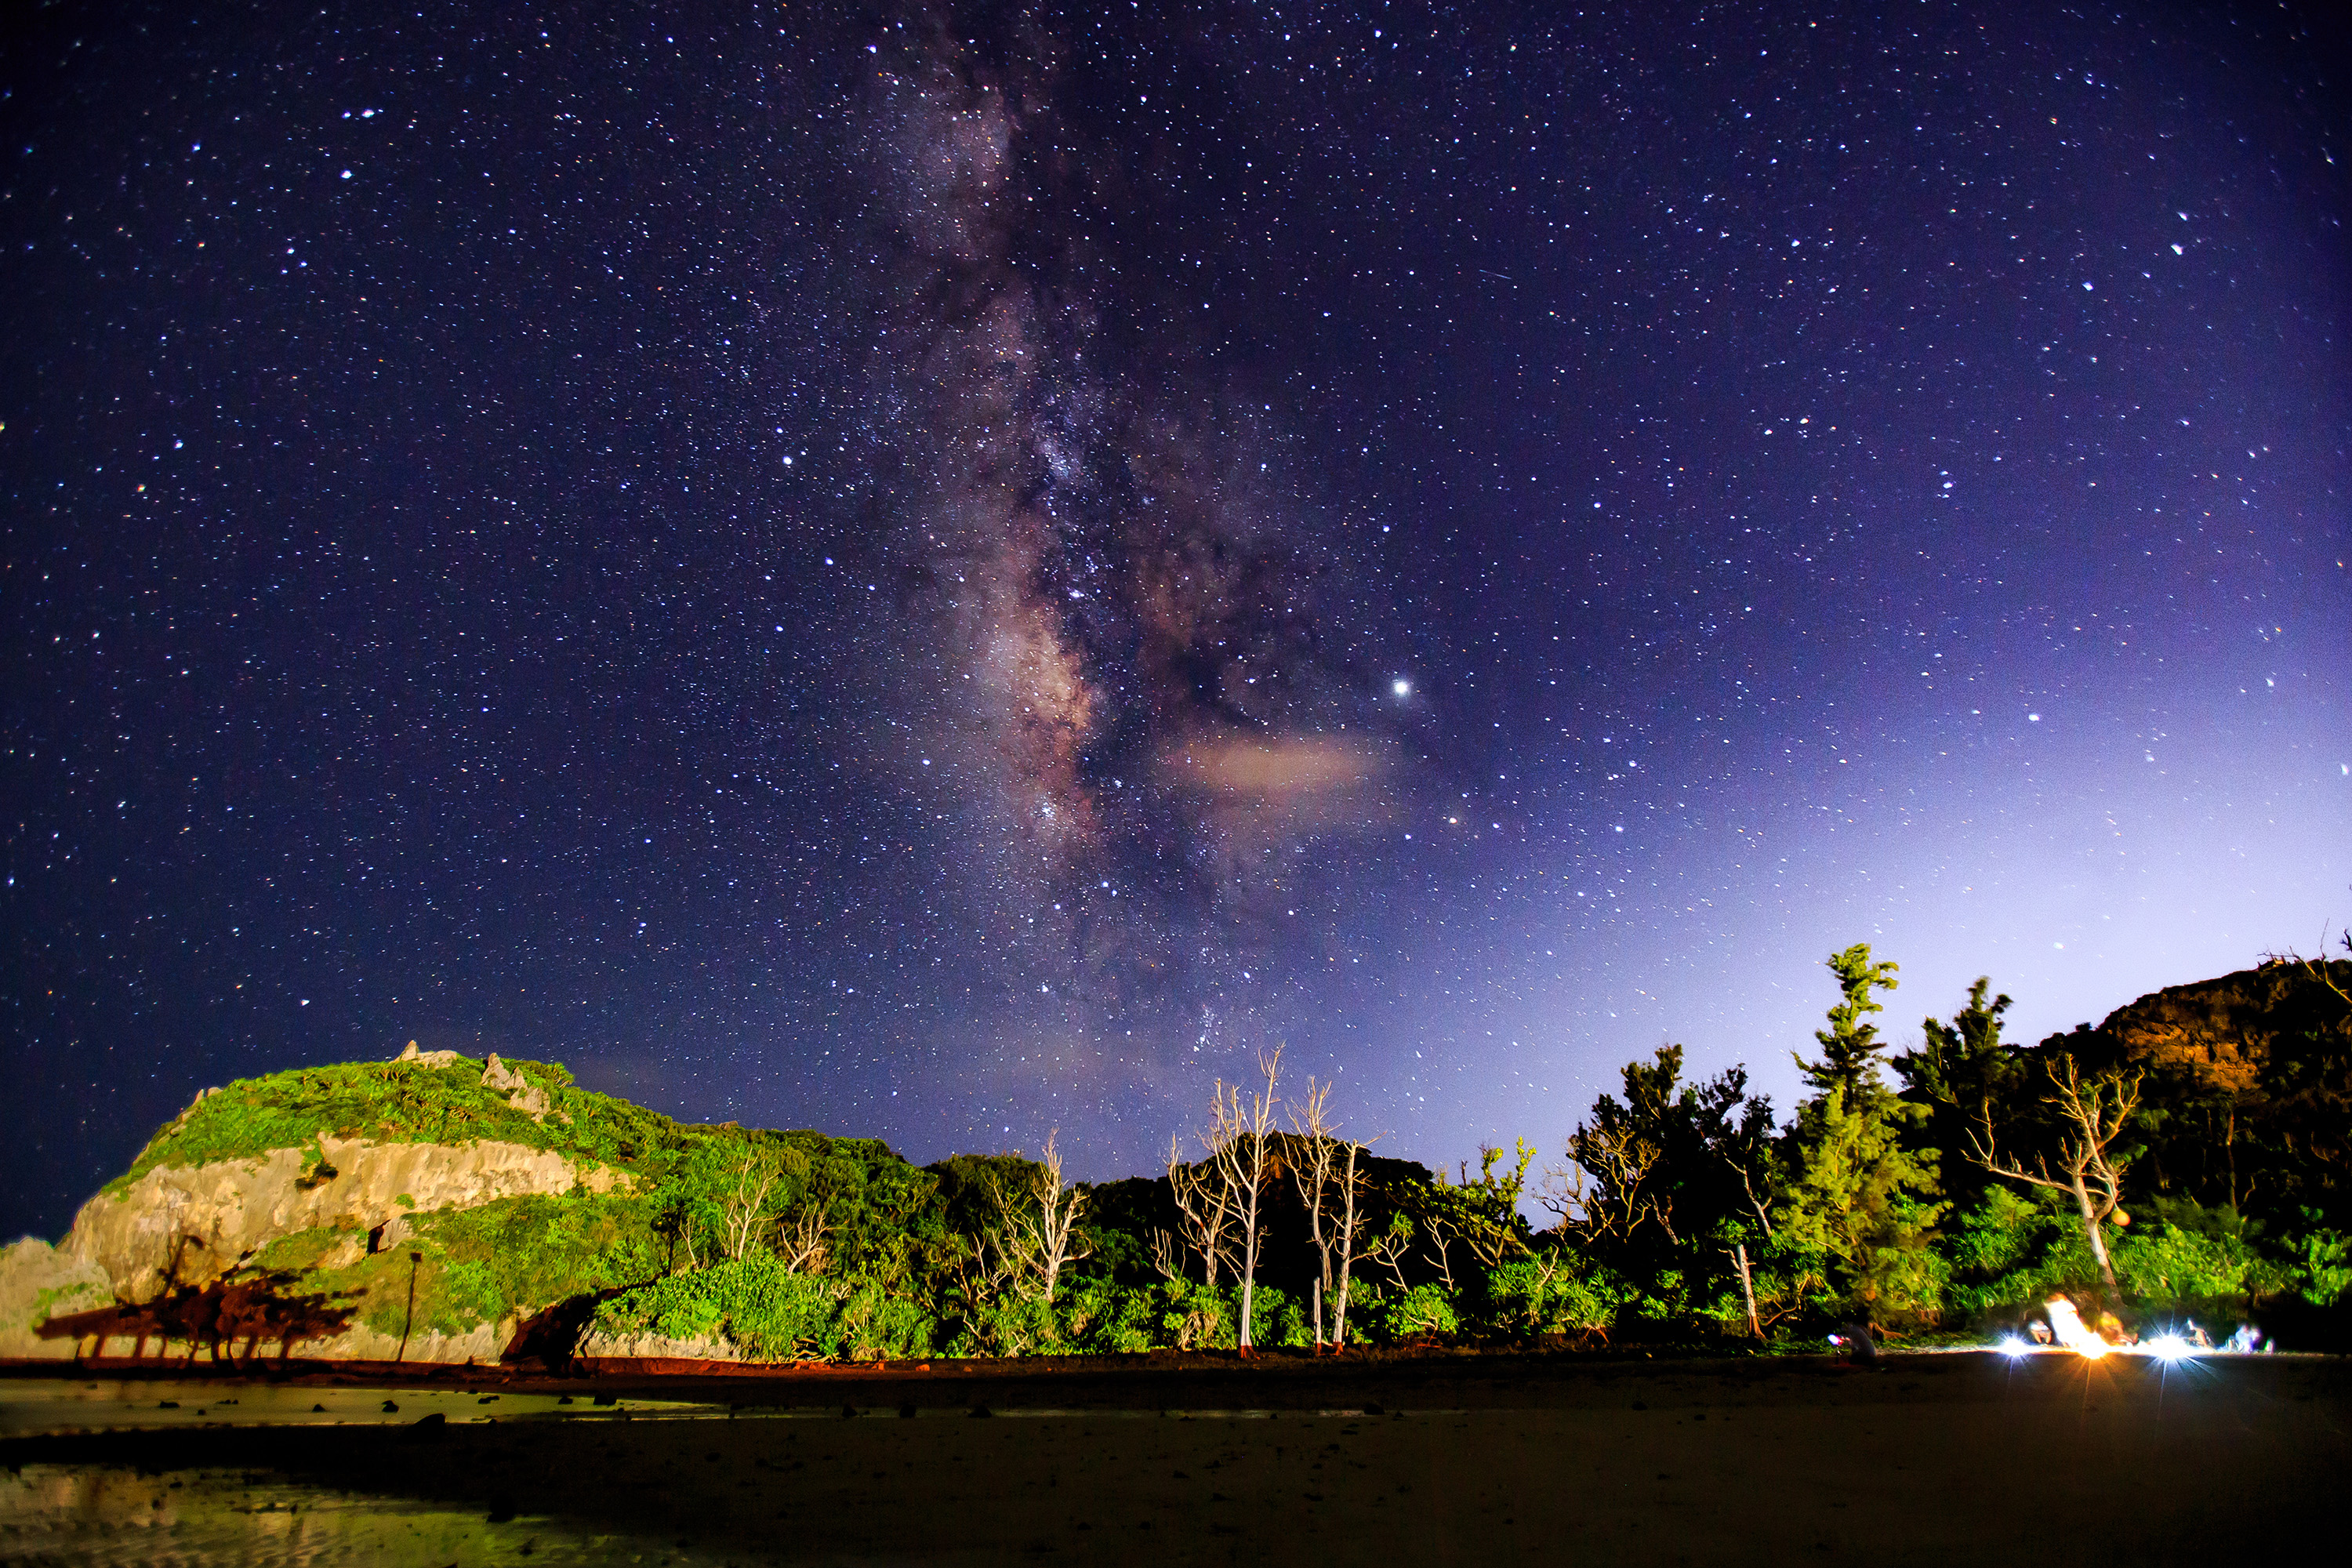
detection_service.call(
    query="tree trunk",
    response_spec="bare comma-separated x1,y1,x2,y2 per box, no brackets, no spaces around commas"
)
2074,1173,2122,1309
2226,1106,2238,1212
1238,1175,1260,1352
1334,1142,1360,1349
1734,1243,1760,1338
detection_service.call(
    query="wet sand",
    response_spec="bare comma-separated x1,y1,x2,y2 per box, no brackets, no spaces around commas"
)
4,1351,2344,1564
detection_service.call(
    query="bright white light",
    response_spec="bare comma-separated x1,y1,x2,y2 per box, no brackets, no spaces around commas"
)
2147,1334,2194,1363
1998,1336,2028,1357
1392,678,1411,697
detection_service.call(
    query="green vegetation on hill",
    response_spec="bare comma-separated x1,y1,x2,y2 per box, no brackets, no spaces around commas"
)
245,1192,662,1343
111,1055,677,1192
66,949,2352,1363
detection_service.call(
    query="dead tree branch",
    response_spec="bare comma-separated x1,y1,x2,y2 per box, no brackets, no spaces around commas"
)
1969,1055,2143,1308
1208,1047,1283,1351
720,1147,782,1261
995,1131,1091,1304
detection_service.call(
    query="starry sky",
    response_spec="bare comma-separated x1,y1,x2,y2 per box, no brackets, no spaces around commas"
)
5,2,2348,1240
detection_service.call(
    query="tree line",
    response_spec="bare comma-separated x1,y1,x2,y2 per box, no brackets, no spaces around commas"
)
593,938,2352,1358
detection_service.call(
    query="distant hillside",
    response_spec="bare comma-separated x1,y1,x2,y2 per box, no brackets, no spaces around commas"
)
2042,956,2352,1228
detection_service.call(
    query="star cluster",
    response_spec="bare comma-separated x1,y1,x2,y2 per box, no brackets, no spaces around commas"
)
3,2,2347,1235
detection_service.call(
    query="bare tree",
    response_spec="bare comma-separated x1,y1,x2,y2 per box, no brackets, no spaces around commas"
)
1147,1226,1185,1283
1541,1120,1675,1245
1361,1210,1415,1290
1167,1134,1236,1287
1421,1143,1534,1287
775,1203,832,1274
1330,1137,1371,1347
719,1145,785,1261
1288,1079,1364,1346
1969,1055,2144,1308
1535,1160,1592,1234
1207,1047,1283,1352
1734,1160,1777,1241
997,1131,1092,1304
941,1227,1021,1341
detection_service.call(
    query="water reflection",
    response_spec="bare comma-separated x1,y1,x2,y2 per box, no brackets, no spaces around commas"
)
1,1377,717,1436
3,1464,734,1566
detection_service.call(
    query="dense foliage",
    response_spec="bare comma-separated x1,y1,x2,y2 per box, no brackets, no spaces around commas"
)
1537,944,2352,1348
111,1054,676,1192
124,944,2352,1361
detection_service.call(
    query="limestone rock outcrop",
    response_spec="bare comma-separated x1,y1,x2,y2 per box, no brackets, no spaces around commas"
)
0,1239,112,1359
576,1328,743,1364
481,1051,554,1119
64,1136,634,1304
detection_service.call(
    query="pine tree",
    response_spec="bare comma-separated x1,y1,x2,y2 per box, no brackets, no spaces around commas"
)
1782,944,1944,1324
1894,977,2022,1214
1801,943,1904,1107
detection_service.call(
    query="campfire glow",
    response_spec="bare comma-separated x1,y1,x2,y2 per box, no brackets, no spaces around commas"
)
1994,1312,2218,1363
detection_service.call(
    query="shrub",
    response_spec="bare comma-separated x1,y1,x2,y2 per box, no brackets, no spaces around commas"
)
1244,1283,1311,1348
1480,1255,1620,1338
1159,1279,1236,1350
1375,1282,1459,1340
2110,1201,2297,1313
2282,1224,2352,1307
1056,1278,1156,1354
594,1255,848,1360
1939,1187,2096,1320
1092,1285,1170,1355
833,1279,938,1360
954,1293,1060,1358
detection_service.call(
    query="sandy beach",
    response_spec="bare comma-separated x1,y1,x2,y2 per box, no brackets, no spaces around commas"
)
3,1349,2343,1564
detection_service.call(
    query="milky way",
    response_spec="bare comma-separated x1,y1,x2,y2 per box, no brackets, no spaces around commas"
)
831,16,1408,1039
3,2,2347,1231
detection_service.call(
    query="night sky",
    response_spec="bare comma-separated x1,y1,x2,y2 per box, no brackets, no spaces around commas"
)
5,2,2347,1240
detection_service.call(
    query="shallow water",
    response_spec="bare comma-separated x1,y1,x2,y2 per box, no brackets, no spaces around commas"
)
0,1381,753,1565
5,1360,2343,1565
0,1377,720,1438
0,1464,741,1567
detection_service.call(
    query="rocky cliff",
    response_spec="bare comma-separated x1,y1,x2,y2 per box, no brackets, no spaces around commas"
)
2026,956,2352,1221
2089,956,2351,1094
12,1046,670,1363
65,1131,631,1304
0,1240,111,1360
6,1043,915,1366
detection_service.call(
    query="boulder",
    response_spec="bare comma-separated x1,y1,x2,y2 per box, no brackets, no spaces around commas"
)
481,1052,553,1119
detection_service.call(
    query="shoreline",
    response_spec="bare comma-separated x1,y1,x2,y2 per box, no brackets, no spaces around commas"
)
6,1352,2344,1565
8,1345,2342,1421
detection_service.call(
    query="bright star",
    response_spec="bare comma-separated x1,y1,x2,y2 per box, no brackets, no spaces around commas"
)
1392,678,1411,697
